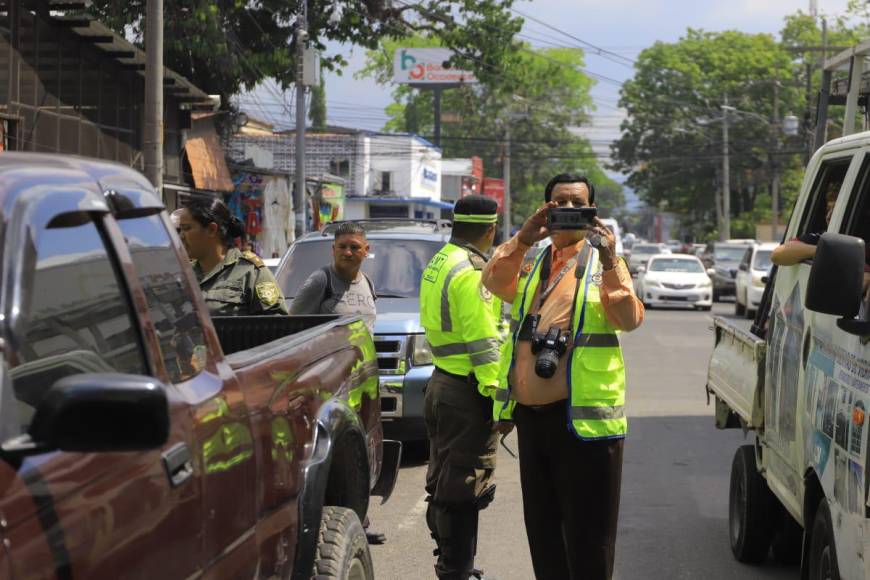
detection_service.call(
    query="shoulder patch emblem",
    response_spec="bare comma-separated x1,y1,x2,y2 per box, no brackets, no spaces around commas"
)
469,253,486,271
256,281,281,306
241,251,265,268
479,284,493,303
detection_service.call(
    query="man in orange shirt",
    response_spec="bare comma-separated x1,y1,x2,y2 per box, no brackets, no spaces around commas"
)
483,174,644,580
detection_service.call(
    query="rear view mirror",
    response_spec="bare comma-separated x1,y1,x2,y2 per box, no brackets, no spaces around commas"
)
738,263,748,271
706,268,716,277
806,233,869,336
637,265,646,274
9,373,170,456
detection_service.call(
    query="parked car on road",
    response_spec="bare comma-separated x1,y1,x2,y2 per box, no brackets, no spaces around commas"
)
700,240,755,301
627,243,670,275
0,153,397,580
634,254,713,310
277,219,450,443
733,242,777,318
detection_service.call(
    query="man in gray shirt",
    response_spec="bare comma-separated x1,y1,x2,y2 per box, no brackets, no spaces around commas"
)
290,221,376,334
291,221,384,543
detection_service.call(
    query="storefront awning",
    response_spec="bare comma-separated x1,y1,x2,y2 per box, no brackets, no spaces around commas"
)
184,130,234,193
347,196,452,210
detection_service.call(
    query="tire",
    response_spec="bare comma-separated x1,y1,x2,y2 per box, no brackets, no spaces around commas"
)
729,445,774,563
808,500,840,580
311,506,374,580
771,508,803,565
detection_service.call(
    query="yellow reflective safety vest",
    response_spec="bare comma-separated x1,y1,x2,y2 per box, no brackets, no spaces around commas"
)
420,241,506,399
493,244,627,440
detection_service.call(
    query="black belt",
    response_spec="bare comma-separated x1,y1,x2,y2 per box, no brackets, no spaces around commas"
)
434,366,478,386
517,400,567,413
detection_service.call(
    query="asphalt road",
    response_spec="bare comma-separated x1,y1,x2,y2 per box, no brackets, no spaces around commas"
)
368,301,798,580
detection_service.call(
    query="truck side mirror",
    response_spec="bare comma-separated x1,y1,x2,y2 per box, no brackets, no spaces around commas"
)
637,265,646,274
738,263,748,271
706,268,716,277
3,373,170,457
805,233,869,336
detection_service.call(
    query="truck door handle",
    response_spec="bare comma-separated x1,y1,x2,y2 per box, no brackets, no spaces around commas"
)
162,443,194,487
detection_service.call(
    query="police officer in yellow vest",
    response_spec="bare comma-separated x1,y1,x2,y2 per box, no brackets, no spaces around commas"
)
482,174,644,580
420,195,511,580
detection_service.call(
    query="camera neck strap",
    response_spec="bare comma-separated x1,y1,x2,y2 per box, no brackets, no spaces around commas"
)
537,243,592,312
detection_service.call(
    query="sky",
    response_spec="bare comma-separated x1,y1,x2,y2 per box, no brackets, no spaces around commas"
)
239,0,854,180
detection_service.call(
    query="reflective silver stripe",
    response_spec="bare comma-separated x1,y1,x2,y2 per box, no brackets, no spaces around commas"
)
431,343,467,357
573,333,619,348
493,389,510,402
431,337,501,358
440,260,472,332
470,350,500,366
570,405,625,420
466,337,500,353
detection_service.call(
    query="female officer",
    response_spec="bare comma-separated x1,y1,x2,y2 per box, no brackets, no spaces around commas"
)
176,198,289,316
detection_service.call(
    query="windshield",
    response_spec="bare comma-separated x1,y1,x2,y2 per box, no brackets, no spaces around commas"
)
277,239,443,298
714,246,749,261
649,258,704,273
753,250,773,271
633,244,664,254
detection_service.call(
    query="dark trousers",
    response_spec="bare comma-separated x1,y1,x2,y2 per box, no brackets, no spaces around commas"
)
424,368,498,580
515,402,624,580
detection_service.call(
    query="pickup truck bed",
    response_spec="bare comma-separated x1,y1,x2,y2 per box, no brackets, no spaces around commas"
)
706,316,766,429
212,314,343,356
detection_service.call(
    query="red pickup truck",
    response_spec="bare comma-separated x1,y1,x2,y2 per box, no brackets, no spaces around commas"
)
0,153,399,579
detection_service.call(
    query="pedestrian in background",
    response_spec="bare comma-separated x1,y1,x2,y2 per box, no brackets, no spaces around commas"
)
419,195,511,580
290,221,377,334
482,174,644,580
176,198,288,316
289,221,384,544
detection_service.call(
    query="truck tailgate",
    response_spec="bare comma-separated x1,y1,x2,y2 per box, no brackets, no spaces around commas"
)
706,316,765,429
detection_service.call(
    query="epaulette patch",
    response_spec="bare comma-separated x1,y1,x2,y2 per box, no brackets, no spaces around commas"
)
469,253,486,271
241,251,265,268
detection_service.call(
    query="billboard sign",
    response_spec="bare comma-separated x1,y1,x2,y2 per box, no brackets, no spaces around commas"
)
393,48,478,85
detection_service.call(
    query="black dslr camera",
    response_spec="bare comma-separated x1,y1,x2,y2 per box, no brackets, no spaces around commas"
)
518,314,570,379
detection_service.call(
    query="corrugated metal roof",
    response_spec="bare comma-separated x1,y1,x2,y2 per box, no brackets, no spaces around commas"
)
46,13,210,105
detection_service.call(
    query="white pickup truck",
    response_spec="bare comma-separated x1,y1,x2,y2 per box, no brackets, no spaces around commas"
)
706,129,870,579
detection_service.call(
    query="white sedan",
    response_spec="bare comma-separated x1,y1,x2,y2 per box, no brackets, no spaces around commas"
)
635,254,714,311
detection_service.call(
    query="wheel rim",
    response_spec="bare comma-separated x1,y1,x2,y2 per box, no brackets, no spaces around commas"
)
348,554,368,580
818,545,833,580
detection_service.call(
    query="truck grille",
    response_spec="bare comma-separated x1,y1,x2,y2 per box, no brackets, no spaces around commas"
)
374,335,409,375
662,282,695,290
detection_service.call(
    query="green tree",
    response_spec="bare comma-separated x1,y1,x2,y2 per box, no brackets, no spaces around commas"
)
612,30,802,240
359,36,624,224
89,0,523,103
309,77,327,131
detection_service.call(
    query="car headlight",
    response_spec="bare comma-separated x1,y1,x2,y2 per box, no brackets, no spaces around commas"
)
698,279,712,288
410,335,433,366
644,278,660,288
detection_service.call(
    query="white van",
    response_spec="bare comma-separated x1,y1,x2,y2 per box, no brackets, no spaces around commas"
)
706,129,870,578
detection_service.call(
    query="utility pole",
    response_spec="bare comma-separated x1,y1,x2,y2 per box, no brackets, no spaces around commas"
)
771,80,781,241
721,97,731,241
294,12,307,236
144,0,163,195
503,123,511,243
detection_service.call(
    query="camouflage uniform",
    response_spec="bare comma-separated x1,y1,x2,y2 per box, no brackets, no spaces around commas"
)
193,248,289,316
